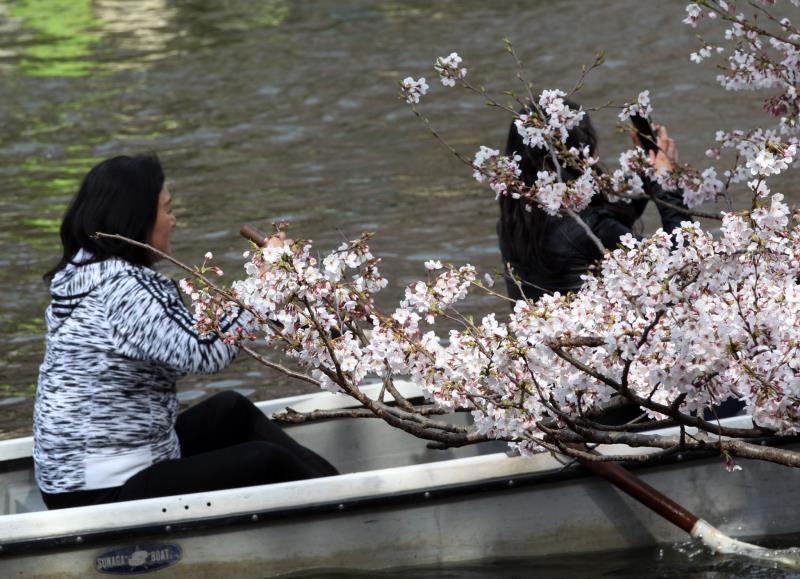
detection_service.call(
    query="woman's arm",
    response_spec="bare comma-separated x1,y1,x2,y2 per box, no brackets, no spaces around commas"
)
651,181,689,233
103,268,253,375
648,125,690,233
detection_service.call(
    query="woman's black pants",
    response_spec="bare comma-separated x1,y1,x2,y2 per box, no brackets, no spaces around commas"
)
42,391,338,509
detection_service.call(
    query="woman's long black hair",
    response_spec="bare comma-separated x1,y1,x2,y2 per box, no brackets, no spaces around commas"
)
44,153,165,281
497,101,645,273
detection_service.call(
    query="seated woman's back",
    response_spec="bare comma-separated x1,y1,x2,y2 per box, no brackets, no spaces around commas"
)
36,153,337,510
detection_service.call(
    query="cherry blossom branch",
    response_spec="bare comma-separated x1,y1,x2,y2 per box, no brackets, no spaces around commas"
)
568,425,800,469
564,207,606,252
240,344,321,387
273,404,447,424
647,191,723,221
549,343,773,439
700,0,800,49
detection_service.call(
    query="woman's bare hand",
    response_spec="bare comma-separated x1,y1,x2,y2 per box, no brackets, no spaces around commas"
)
259,232,294,274
629,124,678,174
265,231,292,248
649,125,677,174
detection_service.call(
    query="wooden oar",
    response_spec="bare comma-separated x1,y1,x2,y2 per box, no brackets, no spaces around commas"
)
581,458,800,567
240,224,270,246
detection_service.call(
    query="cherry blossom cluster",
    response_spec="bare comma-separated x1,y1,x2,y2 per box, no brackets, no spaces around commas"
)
605,148,652,202
522,203,800,435
658,164,725,208
486,109,594,216
747,142,797,176
534,169,596,215
178,278,245,344
471,146,522,197
681,1,800,199
183,179,800,454
400,77,429,104
618,90,653,122
231,235,386,391
434,52,467,87
181,3,800,466
177,252,230,338
510,90,586,151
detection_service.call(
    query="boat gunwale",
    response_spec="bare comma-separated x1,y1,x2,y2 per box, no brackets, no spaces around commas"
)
0,450,561,545
0,440,744,558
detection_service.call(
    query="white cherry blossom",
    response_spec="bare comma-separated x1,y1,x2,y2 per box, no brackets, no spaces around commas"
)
400,76,429,104
434,52,467,87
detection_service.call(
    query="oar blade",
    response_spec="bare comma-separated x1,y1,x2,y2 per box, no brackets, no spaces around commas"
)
692,519,800,569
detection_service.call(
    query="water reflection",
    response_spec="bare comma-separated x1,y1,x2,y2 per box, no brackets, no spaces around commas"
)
1,0,182,76
6,0,100,77
94,0,177,69
288,539,800,578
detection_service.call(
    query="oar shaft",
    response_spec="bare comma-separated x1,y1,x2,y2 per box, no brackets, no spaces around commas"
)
580,459,698,533
240,224,269,247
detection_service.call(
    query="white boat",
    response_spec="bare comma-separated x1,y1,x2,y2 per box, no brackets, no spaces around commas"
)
0,381,798,577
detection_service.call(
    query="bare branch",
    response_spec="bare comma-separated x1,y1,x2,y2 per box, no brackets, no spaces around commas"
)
273,404,447,424
240,345,321,387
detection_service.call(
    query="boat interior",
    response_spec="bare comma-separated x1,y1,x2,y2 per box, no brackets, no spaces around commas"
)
0,382,508,517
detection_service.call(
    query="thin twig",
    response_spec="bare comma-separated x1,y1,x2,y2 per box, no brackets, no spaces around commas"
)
649,192,723,221
273,404,446,424
240,344,321,387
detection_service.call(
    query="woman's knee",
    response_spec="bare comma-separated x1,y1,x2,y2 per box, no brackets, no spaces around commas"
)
215,390,264,419
244,440,288,460
205,390,261,423
207,389,248,410
180,390,247,426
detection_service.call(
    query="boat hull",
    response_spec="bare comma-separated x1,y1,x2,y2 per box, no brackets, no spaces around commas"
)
1,386,798,577
3,445,800,577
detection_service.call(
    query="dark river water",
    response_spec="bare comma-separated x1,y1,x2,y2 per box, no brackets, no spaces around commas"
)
288,538,800,578
1,0,798,575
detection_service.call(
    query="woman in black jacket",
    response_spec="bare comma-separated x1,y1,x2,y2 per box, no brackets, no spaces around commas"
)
497,103,687,302
496,105,746,421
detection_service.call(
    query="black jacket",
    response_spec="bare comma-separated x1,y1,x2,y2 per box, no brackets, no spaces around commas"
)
498,183,688,302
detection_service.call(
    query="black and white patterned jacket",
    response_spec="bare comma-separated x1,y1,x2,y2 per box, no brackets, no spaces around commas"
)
34,250,251,494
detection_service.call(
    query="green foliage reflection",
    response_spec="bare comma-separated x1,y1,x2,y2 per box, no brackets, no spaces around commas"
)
253,0,290,27
10,0,100,77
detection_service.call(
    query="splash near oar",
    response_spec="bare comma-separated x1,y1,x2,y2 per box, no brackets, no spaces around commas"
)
581,459,800,568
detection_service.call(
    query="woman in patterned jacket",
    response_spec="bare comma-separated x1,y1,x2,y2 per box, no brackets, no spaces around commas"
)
35,153,337,510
